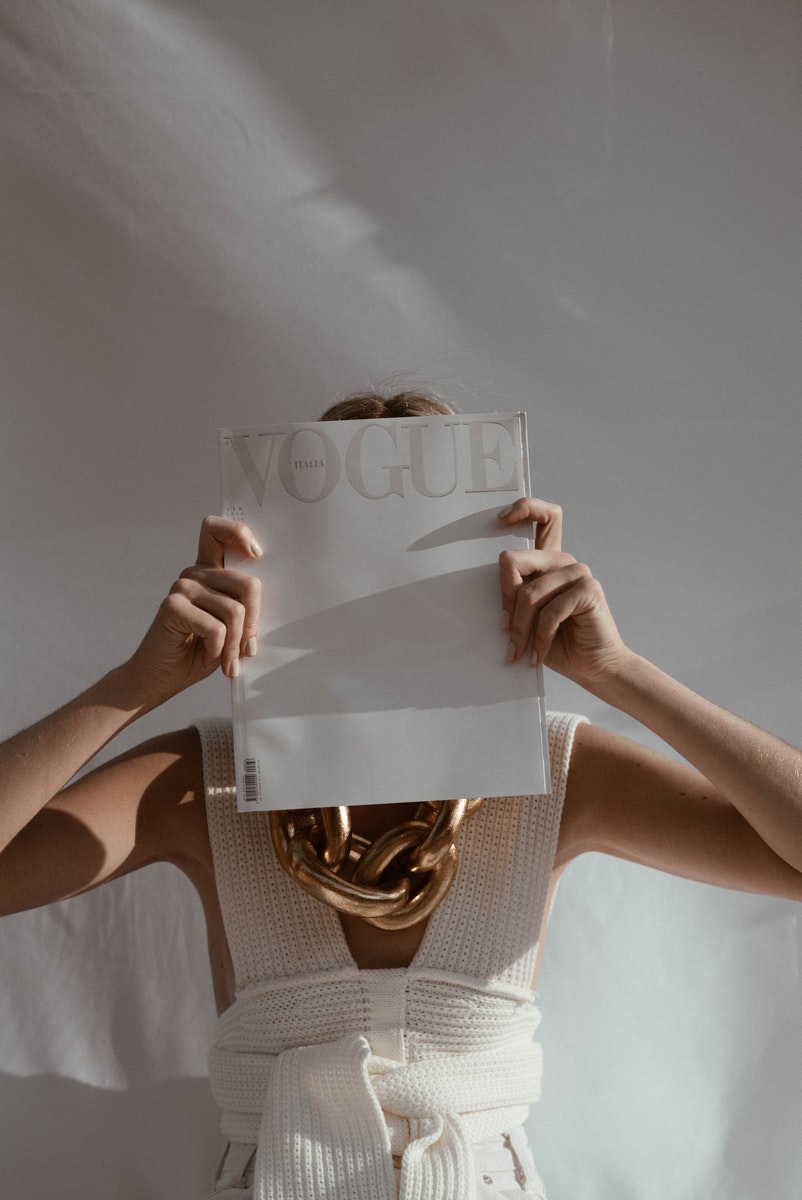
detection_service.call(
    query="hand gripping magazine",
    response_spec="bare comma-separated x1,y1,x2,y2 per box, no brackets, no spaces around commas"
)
219,413,549,812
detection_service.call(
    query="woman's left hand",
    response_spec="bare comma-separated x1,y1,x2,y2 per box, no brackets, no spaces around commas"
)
498,498,629,686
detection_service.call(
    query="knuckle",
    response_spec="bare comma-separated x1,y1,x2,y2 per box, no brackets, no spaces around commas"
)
225,596,247,625
161,591,185,617
590,577,605,601
574,562,594,582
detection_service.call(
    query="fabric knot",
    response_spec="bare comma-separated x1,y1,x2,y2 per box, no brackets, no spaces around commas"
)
218,1032,544,1200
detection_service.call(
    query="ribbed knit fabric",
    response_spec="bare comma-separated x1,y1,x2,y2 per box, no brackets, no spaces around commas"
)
196,711,586,1200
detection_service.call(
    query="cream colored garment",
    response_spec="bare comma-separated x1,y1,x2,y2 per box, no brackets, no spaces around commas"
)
196,712,585,1200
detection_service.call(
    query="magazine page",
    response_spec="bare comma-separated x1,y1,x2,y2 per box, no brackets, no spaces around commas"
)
219,413,549,811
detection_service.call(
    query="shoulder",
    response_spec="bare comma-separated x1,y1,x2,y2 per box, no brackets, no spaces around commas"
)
78,725,211,871
556,720,685,861
555,721,674,868
552,722,781,896
0,726,211,915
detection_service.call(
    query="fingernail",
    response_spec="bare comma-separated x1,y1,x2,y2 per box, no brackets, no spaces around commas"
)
529,648,541,667
497,505,513,518
501,610,511,631
230,658,240,678
250,540,263,557
244,637,257,657
506,641,517,662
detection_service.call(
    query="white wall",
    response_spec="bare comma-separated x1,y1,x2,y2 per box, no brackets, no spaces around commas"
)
1,2,800,1196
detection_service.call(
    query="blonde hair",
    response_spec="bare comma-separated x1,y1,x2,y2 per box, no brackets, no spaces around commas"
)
319,389,453,422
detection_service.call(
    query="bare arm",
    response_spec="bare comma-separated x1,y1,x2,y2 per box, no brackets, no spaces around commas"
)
0,516,262,912
557,722,802,901
0,668,148,857
0,728,205,917
583,654,802,877
499,499,802,892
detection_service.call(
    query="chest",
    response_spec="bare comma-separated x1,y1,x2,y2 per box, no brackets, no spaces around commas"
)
191,802,434,1009
197,886,432,1012
198,791,554,1013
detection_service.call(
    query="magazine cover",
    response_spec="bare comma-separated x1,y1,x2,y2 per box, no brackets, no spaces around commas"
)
219,413,549,811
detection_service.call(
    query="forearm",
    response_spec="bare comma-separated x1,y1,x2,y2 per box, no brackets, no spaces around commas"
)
0,663,149,852
590,650,802,871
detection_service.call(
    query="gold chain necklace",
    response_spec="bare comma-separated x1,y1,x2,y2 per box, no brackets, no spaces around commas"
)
270,797,485,929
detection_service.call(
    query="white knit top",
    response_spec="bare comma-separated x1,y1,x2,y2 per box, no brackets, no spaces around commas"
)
196,712,585,1200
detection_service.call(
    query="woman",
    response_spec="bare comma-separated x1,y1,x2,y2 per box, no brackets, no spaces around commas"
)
1,390,800,1200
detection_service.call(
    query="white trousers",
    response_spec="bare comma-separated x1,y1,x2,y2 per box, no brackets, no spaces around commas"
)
210,1127,547,1200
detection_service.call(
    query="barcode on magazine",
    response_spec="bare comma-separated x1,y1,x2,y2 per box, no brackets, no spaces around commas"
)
242,757,261,805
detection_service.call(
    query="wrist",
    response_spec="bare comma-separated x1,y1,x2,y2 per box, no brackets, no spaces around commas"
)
102,659,170,719
574,647,655,708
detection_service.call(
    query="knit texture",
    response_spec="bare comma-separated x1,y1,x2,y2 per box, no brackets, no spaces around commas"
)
196,711,586,1199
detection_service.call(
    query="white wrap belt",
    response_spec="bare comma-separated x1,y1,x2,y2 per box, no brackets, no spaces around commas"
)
209,1034,542,1200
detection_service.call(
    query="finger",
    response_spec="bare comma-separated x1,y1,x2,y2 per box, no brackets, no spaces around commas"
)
499,548,576,629
497,498,563,551
526,572,604,666
505,562,593,663
179,567,261,657
169,577,248,676
196,515,263,569
159,592,229,669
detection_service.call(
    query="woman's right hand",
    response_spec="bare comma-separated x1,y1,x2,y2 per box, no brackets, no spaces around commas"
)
124,516,263,709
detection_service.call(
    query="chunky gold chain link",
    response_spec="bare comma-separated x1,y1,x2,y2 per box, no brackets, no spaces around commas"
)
270,798,485,929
